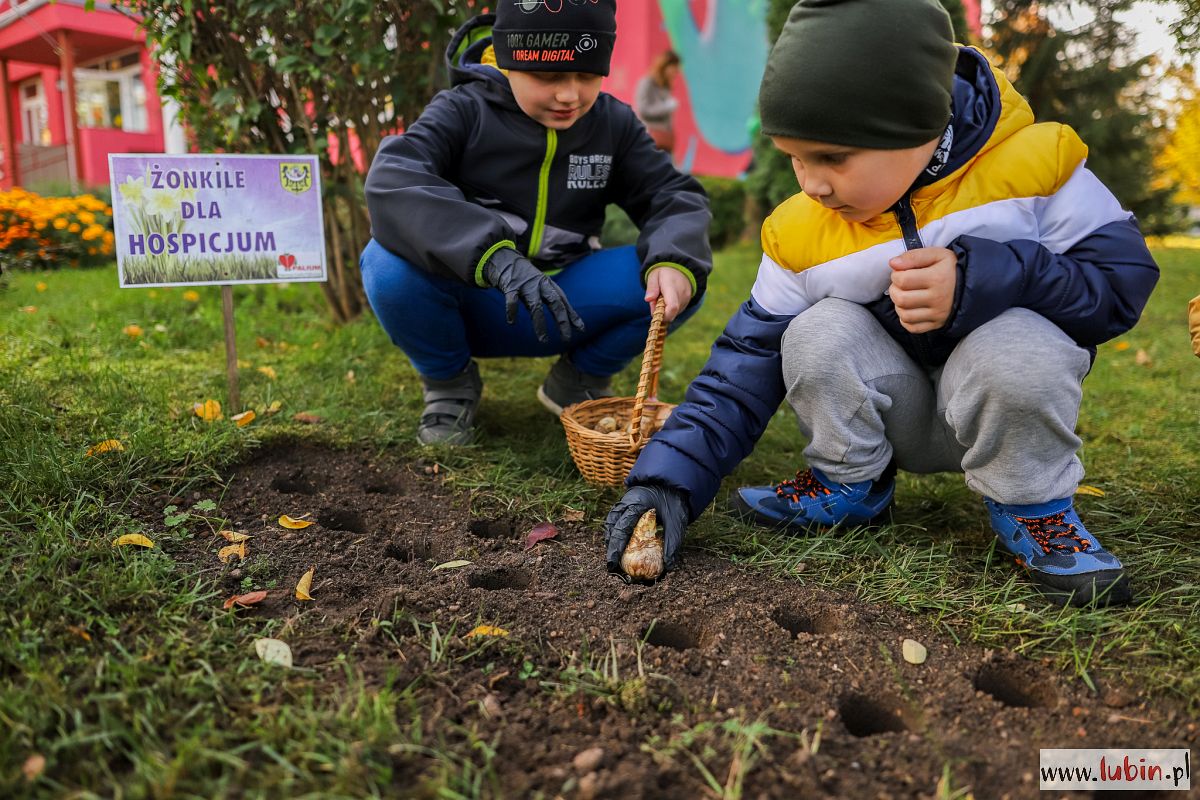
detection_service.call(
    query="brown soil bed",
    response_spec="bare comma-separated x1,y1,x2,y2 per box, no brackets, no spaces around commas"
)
165,444,1195,799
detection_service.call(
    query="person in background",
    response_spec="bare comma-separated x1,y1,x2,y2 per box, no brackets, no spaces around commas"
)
636,50,682,154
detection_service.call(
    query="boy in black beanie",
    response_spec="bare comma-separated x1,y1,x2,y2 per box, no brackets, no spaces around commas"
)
606,0,1159,607
362,0,711,444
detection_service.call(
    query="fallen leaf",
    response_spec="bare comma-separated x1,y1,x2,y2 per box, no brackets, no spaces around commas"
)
112,533,154,548
35,281,48,292
295,567,315,601
562,507,586,522
1135,348,1152,367
264,400,283,415
20,305,37,313
524,522,559,551
1005,602,1027,613
232,410,256,427
22,754,45,782
236,359,250,369
257,365,277,380
182,289,201,302
433,559,472,571
1075,485,1106,497
292,412,323,424
279,514,314,529
254,637,293,667
86,439,124,456
255,336,272,348
466,624,509,638
154,323,168,333
122,324,143,338
223,590,267,609
193,399,222,421
218,542,246,563
345,370,356,383
220,530,252,543
66,625,91,642
902,638,927,665
1114,341,1131,351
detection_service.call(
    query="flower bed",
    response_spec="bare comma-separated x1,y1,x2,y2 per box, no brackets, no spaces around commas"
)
0,188,115,270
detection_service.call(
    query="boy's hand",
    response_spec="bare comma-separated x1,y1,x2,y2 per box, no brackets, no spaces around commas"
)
483,248,586,343
605,485,688,575
645,267,694,322
888,247,958,333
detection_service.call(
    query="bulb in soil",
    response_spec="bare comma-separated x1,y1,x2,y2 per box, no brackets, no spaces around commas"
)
594,416,619,434
620,509,663,580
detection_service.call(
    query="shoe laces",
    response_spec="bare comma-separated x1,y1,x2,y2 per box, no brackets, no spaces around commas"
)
775,470,832,503
1015,511,1092,555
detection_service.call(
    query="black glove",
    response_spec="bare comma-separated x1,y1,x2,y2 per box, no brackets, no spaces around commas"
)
604,485,688,576
482,248,585,344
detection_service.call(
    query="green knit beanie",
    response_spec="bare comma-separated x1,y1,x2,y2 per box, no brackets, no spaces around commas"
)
759,0,959,149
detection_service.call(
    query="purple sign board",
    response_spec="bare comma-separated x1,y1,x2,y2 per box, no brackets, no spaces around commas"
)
108,154,326,287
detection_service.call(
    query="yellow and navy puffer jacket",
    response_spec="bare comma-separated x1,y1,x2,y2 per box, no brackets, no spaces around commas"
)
629,46,1159,521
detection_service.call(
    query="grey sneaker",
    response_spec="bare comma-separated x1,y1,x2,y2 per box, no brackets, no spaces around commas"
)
537,356,613,416
418,361,482,445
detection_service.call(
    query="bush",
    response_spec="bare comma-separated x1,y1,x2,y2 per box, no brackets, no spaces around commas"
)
0,188,115,271
697,175,748,250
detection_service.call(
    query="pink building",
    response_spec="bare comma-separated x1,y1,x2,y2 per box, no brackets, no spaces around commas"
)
0,0,181,191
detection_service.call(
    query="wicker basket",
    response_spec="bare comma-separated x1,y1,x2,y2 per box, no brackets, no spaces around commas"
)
562,297,674,487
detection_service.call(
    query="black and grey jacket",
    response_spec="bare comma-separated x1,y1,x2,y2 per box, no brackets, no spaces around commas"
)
364,14,713,295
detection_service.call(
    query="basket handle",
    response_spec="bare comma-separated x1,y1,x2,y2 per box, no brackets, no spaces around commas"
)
629,296,668,447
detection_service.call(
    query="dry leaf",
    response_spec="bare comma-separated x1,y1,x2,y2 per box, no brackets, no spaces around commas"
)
122,324,143,338
466,625,509,638
292,412,323,424
295,567,315,601
562,507,586,522
66,625,91,642
112,533,154,548
524,522,559,551
223,590,268,609
20,305,37,313
279,514,314,529
1135,348,1152,367
182,290,201,302
220,530,252,543
154,323,168,333
264,400,283,415
257,365,277,380
218,542,246,563
345,370,356,383
256,336,272,348
433,559,472,571
902,638,927,665
232,410,256,427
254,637,293,667
193,399,222,421
22,754,45,783
35,281,48,292
1114,341,1131,351
1075,485,1106,497
86,439,124,456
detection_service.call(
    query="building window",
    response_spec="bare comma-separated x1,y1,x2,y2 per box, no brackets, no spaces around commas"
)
75,51,148,132
19,80,51,146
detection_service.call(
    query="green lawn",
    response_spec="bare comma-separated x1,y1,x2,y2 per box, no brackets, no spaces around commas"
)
1,243,1198,796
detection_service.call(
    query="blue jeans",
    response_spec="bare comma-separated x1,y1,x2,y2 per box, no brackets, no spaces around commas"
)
360,239,703,380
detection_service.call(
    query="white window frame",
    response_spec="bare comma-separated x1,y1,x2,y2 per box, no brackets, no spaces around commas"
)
74,48,148,133
18,78,50,146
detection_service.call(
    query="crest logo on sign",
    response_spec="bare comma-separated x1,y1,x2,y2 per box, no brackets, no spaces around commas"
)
279,162,313,195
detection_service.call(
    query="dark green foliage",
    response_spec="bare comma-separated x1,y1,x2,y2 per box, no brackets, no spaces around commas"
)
602,175,747,253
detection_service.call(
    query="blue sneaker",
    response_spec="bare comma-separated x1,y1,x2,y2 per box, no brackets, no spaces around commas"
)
985,497,1131,607
731,467,894,533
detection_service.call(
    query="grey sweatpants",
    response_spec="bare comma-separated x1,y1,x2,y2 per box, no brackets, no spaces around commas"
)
781,299,1092,505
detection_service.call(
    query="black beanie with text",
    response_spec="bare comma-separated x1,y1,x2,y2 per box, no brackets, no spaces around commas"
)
492,0,618,76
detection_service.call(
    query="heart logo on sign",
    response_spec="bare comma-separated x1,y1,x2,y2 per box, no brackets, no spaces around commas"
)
278,254,296,268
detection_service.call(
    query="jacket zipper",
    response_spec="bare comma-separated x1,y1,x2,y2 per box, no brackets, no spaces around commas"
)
528,128,558,259
892,195,934,364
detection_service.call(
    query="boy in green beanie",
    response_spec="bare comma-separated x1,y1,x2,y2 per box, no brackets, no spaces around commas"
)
605,0,1160,607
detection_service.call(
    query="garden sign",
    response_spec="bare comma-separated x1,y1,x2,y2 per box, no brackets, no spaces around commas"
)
108,153,326,410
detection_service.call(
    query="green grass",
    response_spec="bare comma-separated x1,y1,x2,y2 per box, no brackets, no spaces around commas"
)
1,243,1198,796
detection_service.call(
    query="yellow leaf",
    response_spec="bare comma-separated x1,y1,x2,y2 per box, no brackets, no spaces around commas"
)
279,514,314,529
112,533,154,548
218,542,246,563
254,637,293,667
86,439,124,456
236,359,250,369
1114,341,1131,351
1075,485,1106,497
66,625,92,642
193,399,222,421
35,282,48,292
232,410,256,427
1135,348,1152,367
148,290,159,298
295,567,315,601
220,530,252,543
257,365,277,380
122,324,143,338
466,625,509,638
182,290,201,302
264,400,283,415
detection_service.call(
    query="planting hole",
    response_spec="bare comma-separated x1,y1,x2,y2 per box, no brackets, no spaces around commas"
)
318,510,366,534
271,472,316,495
975,661,1059,709
642,621,702,651
468,567,532,591
771,607,840,637
383,540,431,563
468,518,512,540
838,693,911,737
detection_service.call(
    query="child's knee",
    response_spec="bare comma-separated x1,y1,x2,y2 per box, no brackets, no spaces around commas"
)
360,241,431,304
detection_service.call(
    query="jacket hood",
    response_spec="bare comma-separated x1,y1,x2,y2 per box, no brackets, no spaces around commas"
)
446,14,507,89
